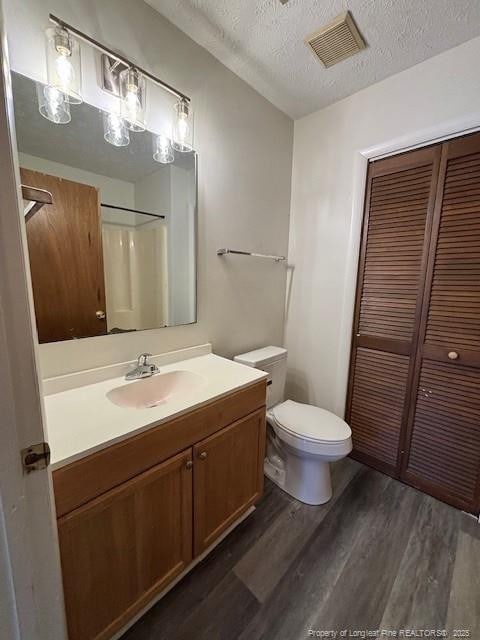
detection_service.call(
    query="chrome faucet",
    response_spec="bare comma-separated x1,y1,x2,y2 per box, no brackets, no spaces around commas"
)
125,353,159,381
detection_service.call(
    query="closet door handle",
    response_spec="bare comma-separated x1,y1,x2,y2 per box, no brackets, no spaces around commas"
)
198,451,207,460
447,351,459,360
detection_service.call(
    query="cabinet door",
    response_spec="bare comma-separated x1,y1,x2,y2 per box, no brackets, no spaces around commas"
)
58,449,193,640
193,409,266,555
346,146,441,475
402,133,480,513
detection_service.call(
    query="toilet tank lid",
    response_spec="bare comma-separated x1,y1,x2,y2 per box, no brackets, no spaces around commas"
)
234,346,287,367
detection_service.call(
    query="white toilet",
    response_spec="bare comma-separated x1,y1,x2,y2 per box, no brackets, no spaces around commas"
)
234,346,352,505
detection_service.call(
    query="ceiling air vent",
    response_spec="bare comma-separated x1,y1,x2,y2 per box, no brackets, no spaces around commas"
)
306,11,366,68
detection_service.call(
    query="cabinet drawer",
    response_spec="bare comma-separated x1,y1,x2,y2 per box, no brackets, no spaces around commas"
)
54,380,266,517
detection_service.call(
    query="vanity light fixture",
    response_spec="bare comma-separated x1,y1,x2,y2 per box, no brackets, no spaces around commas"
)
103,110,130,147
45,25,82,104
119,67,146,132
153,133,174,163
173,98,194,152
44,15,194,152
37,82,71,124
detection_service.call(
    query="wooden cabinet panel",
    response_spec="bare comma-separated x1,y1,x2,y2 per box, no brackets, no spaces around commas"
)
193,409,266,555
21,168,106,342
58,449,193,640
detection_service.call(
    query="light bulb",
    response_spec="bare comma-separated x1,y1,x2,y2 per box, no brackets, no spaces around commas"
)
177,113,189,143
173,99,194,152
37,83,71,124
55,53,74,93
153,133,174,164
119,68,146,132
103,111,130,147
124,90,141,123
46,26,82,104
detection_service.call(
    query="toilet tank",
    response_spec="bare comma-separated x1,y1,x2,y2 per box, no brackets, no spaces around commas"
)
234,346,287,409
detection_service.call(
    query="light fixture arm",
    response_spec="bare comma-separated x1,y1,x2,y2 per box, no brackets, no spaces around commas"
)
48,14,191,104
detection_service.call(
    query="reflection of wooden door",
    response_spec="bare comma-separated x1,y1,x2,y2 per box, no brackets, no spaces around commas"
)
58,450,193,640
193,409,265,555
21,168,106,342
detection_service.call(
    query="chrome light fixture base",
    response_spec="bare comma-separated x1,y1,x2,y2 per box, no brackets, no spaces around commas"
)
101,54,129,97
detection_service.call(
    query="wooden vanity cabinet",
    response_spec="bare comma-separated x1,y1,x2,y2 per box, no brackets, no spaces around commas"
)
53,382,266,640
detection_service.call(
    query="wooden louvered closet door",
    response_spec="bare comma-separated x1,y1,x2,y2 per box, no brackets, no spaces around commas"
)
346,146,441,476
402,133,480,513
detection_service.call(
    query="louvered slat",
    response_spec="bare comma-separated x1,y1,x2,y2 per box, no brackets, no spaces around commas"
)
425,152,480,352
349,348,409,468
406,360,480,505
358,164,433,341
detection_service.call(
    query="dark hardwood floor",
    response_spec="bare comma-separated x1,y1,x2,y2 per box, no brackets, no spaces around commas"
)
122,459,480,640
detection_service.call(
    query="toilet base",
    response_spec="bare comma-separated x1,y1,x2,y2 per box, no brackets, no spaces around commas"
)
264,450,333,505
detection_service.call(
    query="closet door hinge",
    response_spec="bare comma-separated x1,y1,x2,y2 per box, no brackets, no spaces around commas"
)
21,442,51,473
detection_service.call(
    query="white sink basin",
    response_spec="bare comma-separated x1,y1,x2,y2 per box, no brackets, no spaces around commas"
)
106,370,205,409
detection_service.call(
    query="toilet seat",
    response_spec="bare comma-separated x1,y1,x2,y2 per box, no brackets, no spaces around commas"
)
271,400,351,444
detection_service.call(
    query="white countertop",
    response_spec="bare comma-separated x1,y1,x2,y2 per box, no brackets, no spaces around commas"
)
44,352,267,471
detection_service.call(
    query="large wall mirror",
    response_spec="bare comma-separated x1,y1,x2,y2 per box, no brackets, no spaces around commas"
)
13,72,197,344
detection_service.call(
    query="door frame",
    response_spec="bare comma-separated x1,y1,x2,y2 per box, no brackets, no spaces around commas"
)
338,113,480,417
0,4,67,639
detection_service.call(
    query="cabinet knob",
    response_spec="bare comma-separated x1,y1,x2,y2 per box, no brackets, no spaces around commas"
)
447,351,459,360
185,460,193,470
96,310,106,320
199,451,207,460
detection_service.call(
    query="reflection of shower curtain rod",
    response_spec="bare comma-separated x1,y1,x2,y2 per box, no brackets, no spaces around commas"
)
101,203,166,220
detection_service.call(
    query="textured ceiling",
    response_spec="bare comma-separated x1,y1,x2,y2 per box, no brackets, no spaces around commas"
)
145,0,480,119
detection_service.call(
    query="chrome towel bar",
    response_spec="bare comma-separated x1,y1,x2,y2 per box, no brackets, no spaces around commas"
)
217,248,286,262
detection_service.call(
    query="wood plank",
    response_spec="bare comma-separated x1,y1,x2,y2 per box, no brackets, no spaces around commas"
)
446,531,480,637
238,468,393,640
380,495,458,630
307,478,422,634
233,458,362,602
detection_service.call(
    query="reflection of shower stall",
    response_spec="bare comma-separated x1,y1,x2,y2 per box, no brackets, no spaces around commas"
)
102,206,169,332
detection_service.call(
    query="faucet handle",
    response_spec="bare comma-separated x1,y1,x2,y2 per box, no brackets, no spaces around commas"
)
137,352,152,366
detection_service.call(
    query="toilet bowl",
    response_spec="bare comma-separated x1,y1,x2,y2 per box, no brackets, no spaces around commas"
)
234,346,352,505
265,400,352,505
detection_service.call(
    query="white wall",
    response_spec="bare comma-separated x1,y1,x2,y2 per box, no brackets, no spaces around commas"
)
168,165,196,325
5,0,293,377
134,165,171,216
18,152,135,208
286,36,480,417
